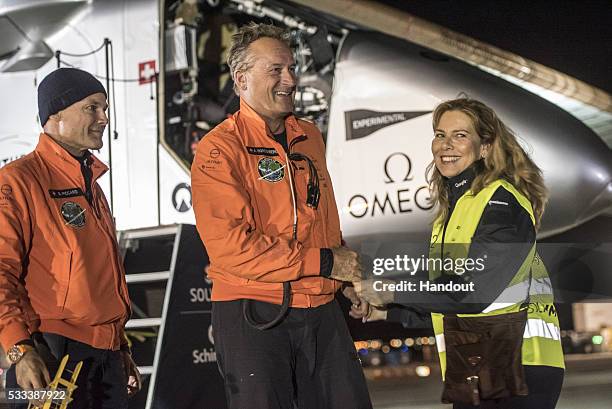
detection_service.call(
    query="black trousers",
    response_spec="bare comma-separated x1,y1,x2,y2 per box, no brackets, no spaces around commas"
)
212,299,373,409
6,333,128,409
452,365,564,409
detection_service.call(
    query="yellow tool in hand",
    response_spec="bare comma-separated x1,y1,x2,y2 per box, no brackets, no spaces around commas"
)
27,355,82,409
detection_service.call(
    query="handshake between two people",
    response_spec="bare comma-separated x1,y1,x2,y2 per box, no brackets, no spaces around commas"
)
329,247,395,323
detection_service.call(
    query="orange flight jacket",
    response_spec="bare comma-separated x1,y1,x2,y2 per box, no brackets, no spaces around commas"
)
0,133,130,352
191,100,342,307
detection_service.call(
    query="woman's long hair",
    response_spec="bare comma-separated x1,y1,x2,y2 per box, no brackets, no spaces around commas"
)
426,98,548,230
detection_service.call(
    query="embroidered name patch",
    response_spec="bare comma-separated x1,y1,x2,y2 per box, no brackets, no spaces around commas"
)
49,188,84,199
247,146,279,156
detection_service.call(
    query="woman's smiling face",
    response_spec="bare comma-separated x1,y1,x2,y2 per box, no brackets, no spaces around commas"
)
432,110,489,178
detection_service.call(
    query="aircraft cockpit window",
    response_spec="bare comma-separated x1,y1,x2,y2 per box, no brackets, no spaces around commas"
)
162,0,344,168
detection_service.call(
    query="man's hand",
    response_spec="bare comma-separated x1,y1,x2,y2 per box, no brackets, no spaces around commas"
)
342,285,370,320
354,279,395,307
15,350,50,407
120,351,141,397
329,247,363,282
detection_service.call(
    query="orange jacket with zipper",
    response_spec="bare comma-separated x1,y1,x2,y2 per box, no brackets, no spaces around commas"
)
191,100,342,307
0,133,131,352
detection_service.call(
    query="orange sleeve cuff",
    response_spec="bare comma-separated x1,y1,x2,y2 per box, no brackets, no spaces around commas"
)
0,321,31,353
302,247,321,277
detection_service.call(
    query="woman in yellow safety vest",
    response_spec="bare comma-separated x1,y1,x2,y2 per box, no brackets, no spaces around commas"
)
356,98,565,409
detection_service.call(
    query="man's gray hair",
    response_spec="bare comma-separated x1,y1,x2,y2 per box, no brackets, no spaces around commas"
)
227,22,291,94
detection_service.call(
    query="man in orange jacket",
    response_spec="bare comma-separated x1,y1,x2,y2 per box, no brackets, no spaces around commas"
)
0,68,140,408
191,22,372,408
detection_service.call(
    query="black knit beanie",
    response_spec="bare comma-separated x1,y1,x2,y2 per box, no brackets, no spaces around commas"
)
38,68,107,126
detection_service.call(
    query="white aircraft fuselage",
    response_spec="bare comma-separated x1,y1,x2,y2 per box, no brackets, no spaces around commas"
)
0,0,610,247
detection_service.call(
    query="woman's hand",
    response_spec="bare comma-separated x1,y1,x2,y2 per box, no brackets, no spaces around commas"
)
364,306,388,322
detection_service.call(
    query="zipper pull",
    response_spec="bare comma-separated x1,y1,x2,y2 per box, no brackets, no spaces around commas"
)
466,375,480,406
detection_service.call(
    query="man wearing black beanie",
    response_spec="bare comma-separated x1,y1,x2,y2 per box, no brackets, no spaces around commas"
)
0,68,140,408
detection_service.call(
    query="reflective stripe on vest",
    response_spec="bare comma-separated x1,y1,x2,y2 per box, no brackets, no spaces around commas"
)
429,179,565,378
524,318,561,341
482,277,553,313
435,317,561,353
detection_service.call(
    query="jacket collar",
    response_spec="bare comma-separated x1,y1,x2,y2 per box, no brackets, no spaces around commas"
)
35,133,108,183
445,162,479,208
235,99,307,150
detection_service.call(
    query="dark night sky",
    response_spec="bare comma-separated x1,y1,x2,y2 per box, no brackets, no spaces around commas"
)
375,0,612,94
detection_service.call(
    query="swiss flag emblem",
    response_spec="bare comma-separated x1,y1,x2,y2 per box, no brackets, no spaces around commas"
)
139,60,156,85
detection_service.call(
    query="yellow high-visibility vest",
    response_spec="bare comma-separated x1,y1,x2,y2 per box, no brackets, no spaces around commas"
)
430,179,565,379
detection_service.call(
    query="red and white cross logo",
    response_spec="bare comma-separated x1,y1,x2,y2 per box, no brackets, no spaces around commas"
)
139,60,156,85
